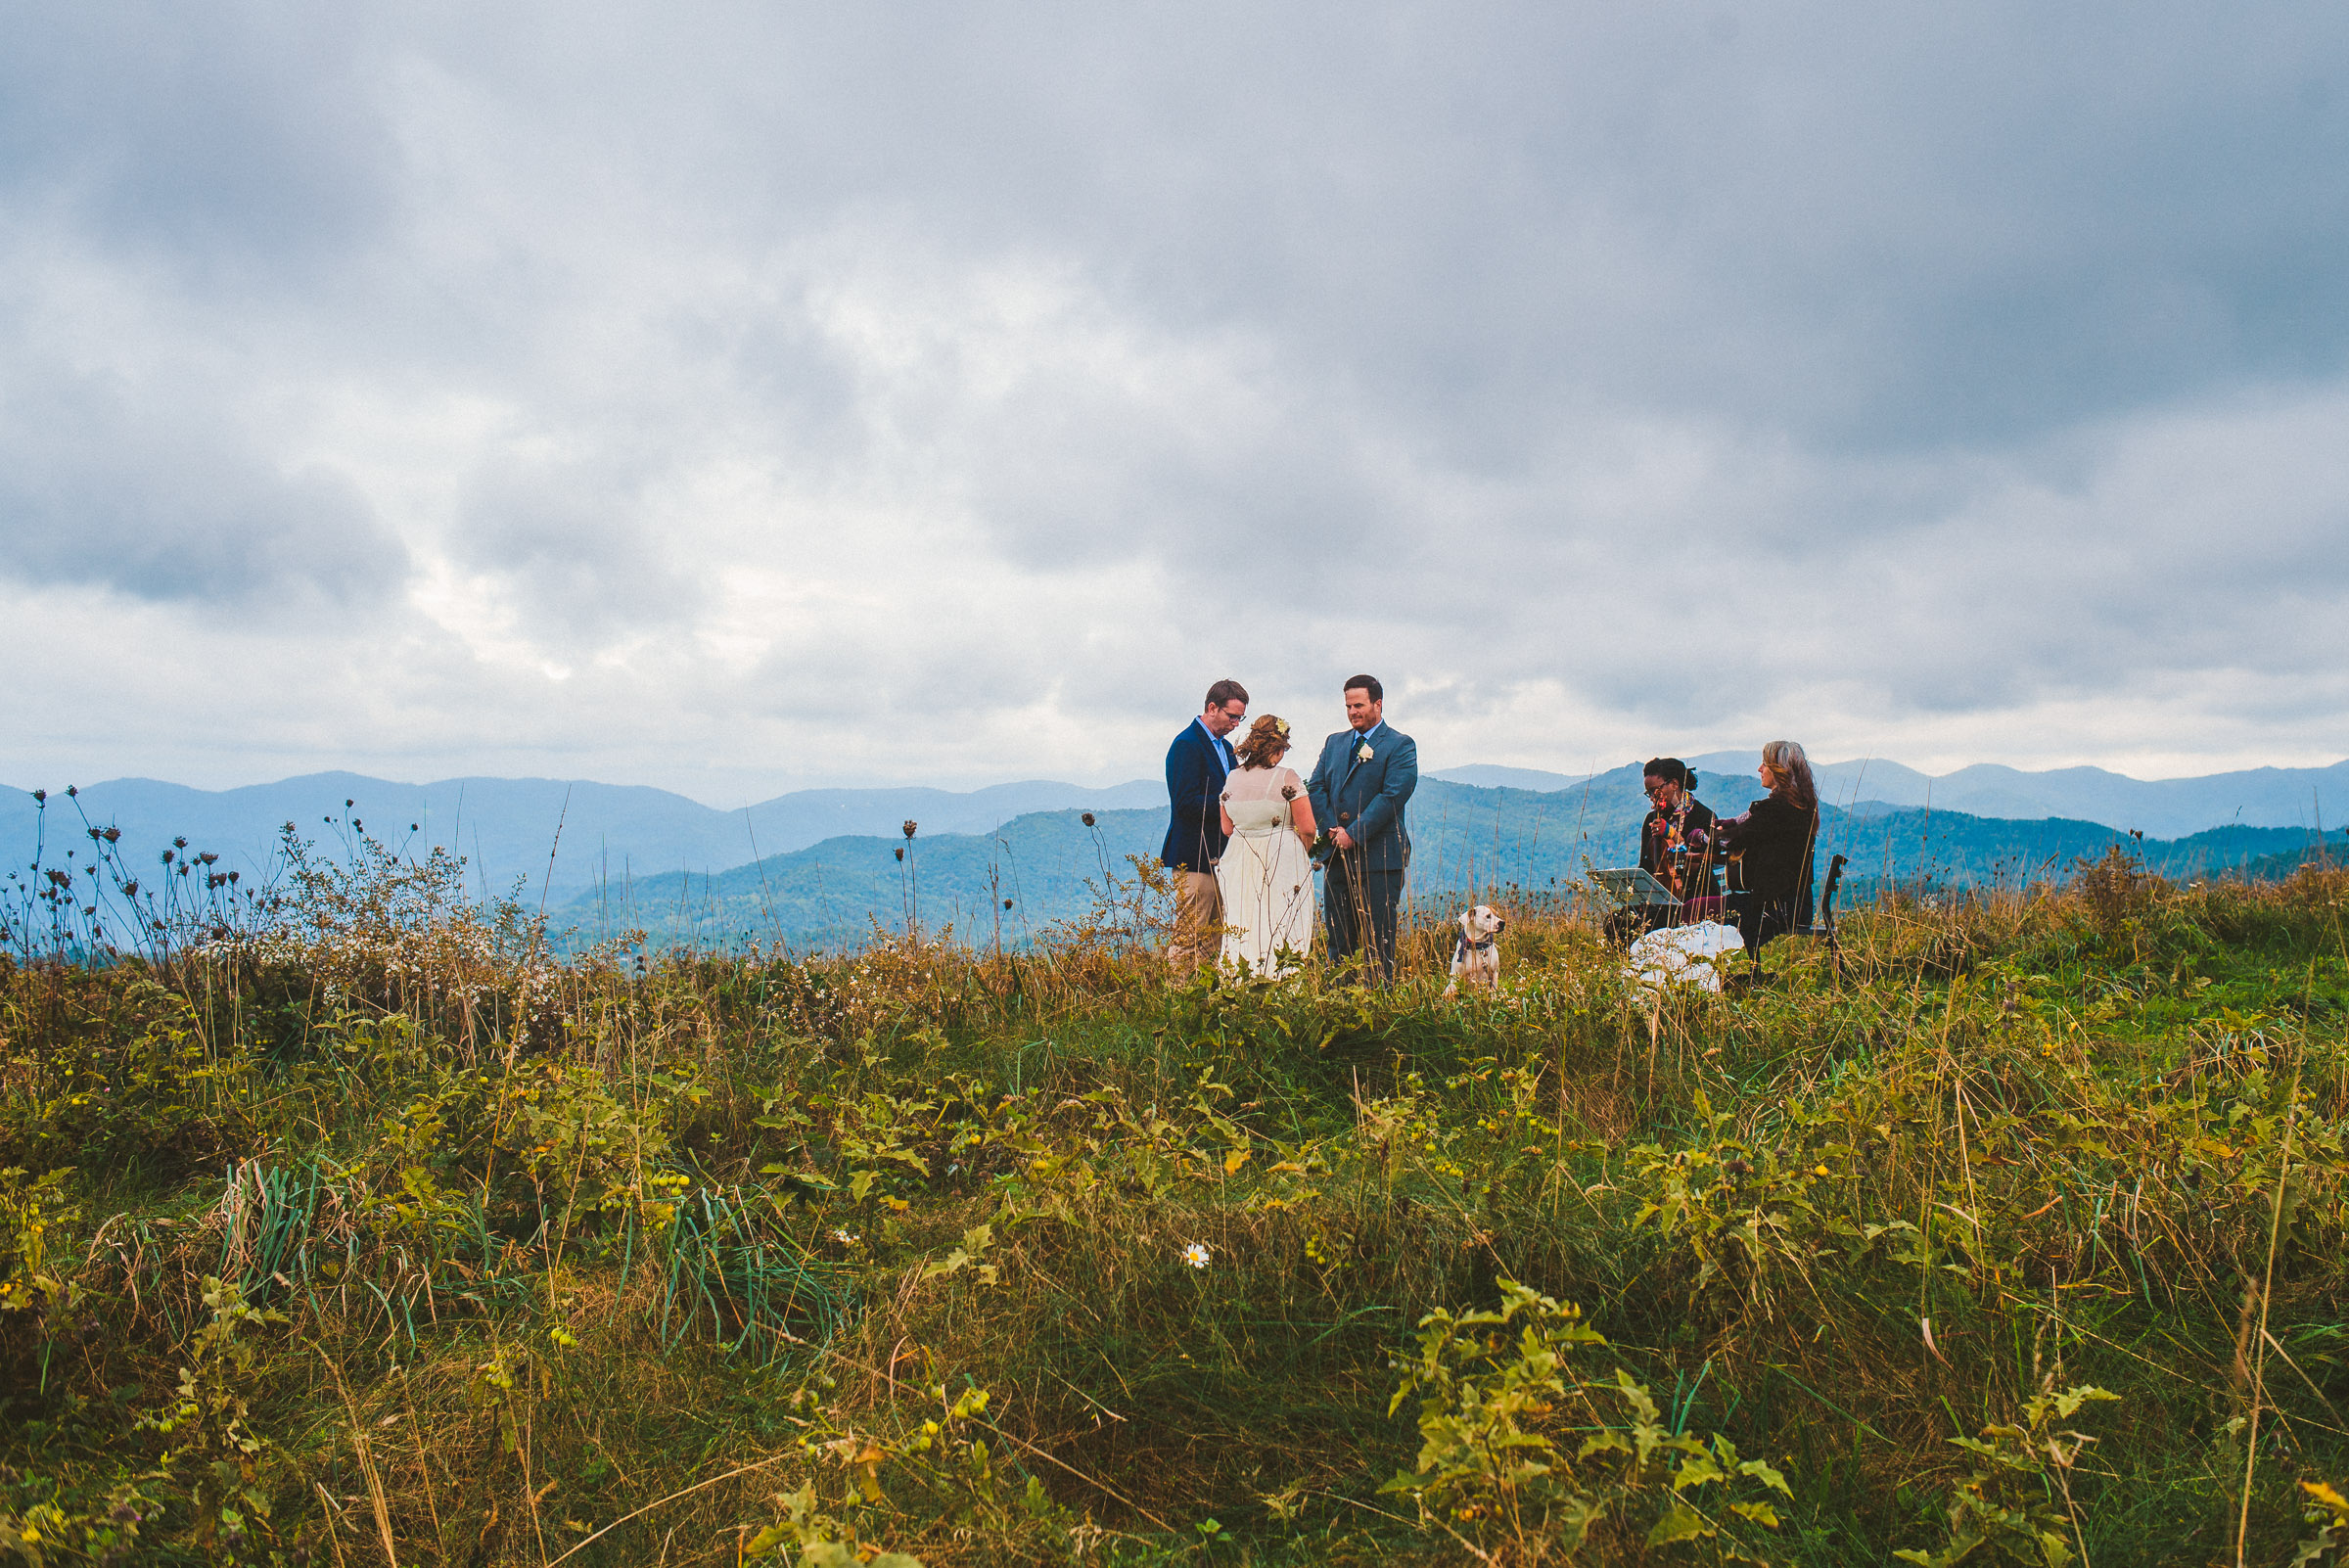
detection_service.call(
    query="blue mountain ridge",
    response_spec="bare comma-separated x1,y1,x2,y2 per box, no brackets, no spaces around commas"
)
9,761,2341,953
565,780,2345,953
1431,756,2349,840
0,772,1163,901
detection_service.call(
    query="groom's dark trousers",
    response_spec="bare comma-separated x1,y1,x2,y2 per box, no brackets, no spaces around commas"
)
1324,853,1404,985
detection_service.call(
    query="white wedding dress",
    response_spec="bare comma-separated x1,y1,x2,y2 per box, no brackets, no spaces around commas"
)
1216,764,1316,976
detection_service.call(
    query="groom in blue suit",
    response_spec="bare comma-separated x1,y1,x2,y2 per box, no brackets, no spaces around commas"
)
1306,674,1417,983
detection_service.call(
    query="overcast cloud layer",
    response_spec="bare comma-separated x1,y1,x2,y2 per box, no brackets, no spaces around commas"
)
3,2,2346,803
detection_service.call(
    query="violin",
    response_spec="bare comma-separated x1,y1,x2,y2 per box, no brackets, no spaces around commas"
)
1658,818,1729,900
1651,813,1699,900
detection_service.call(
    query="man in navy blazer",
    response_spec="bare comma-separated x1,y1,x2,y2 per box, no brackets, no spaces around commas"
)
1162,678,1249,976
1306,674,1417,983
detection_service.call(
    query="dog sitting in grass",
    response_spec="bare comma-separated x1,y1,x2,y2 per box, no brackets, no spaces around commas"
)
1444,905,1506,996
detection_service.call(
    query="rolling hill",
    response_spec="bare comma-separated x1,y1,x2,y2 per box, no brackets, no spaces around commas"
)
563,781,2346,952
1431,755,2349,838
12,761,2340,953
0,772,1162,902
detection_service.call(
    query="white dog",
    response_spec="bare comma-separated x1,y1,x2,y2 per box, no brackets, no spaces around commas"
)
1444,905,1507,995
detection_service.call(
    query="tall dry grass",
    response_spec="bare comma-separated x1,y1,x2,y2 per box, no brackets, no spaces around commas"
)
2,847,2346,1564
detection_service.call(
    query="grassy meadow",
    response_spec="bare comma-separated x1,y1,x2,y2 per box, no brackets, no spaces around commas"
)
4,836,2349,1565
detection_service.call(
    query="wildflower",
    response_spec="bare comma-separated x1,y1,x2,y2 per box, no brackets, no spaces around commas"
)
1182,1242,1211,1268
901,819,919,839
1814,1165,1831,1177
832,1228,859,1244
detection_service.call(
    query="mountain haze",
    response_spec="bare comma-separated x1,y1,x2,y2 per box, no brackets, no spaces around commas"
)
1431,756,2349,839
567,781,2345,952
0,773,1161,901
11,757,2341,945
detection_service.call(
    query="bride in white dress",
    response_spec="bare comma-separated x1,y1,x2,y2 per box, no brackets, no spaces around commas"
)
1216,715,1319,976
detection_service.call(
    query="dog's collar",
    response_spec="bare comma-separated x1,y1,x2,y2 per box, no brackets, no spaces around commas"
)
1454,932,1498,953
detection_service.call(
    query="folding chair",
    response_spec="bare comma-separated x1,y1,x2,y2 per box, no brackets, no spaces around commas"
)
1795,853,1849,980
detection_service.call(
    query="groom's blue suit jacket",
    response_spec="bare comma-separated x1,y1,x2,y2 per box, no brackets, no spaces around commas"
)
1306,724,1419,873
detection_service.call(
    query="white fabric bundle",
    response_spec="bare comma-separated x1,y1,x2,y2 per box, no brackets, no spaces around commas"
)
1627,921,1747,992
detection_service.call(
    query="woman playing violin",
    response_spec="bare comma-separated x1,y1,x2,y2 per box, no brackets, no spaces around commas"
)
1605,758,1716,943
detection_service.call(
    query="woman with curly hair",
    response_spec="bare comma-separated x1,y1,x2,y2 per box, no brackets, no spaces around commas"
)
1604,757,1718,945
1216,715,1319,976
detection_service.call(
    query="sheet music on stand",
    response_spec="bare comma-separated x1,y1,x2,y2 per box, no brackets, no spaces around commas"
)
1589,867,1681,908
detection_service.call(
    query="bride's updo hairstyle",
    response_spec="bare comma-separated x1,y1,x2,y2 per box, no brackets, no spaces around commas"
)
1234,715,1292,768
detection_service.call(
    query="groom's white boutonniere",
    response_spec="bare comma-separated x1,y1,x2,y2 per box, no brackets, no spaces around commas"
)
1356,741,1374,762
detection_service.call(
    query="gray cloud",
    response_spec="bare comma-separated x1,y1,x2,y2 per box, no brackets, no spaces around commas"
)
453,451,702,642
0,6,398,280
1,0,2346,797
0,359,407,607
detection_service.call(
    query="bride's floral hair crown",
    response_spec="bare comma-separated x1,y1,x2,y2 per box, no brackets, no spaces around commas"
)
1234,714,1292,767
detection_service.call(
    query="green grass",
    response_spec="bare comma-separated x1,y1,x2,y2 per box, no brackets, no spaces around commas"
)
4,858,2348,1565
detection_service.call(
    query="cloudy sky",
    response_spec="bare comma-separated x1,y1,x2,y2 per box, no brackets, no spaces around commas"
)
3,2,2345,804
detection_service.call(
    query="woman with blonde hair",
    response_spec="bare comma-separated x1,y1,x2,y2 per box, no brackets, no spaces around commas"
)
1216,715,1319,976
1688,739,1819,954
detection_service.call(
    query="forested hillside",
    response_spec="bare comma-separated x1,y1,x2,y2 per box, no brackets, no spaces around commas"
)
566,781,2347,951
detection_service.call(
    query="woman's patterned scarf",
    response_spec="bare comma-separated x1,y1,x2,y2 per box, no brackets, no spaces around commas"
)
1653,798,1695,860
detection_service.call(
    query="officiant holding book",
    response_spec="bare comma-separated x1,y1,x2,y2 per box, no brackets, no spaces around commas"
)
1306,674,1417,984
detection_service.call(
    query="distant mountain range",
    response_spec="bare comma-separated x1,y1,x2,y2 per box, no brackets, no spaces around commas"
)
7,758,2341,950
569,784,2344,953
0,772,1159,902
1431,755,2349,840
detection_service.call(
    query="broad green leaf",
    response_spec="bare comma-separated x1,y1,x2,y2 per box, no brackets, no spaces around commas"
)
1646,1501,1713,1545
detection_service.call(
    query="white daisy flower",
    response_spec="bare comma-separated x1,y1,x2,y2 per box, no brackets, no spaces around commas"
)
1182,1242,1212,1269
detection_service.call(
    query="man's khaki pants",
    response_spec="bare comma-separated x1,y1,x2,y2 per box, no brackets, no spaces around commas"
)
1168,869,1223,977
